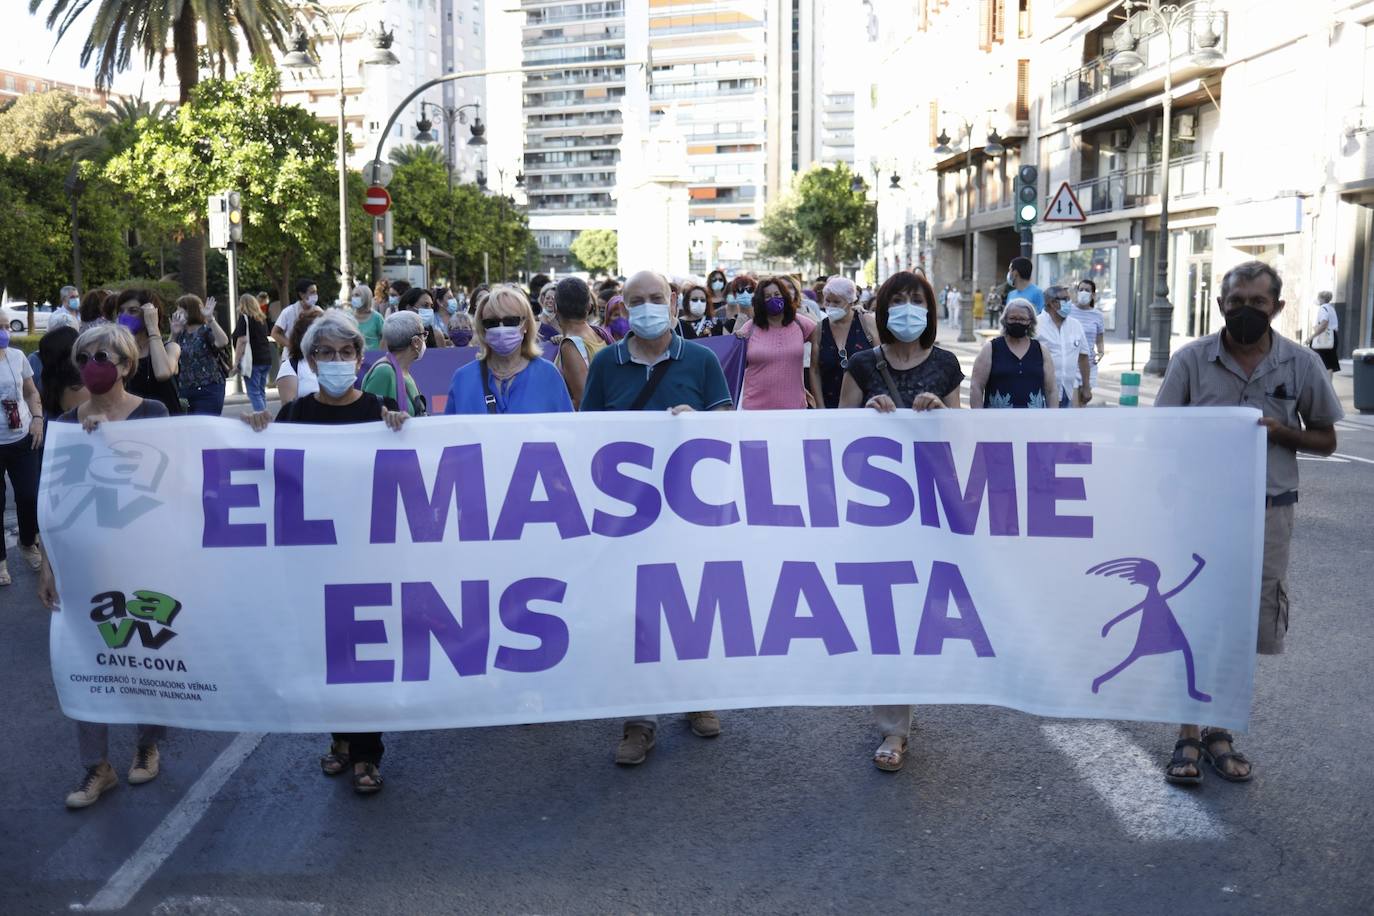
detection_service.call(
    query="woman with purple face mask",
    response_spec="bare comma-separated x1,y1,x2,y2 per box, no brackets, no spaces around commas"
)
111,289,182,415
443,284,573,415
732,275,820,409
604,294,630,340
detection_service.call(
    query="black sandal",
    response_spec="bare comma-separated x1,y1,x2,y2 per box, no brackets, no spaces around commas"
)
1201,729,1253,783
1165,738,1206,785
352,762,384,795
320,739,350,777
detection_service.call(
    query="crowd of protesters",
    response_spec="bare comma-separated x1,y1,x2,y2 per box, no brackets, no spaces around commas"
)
9,257,1342,807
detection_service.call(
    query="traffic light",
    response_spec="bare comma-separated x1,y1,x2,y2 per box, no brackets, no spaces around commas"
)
226,191,243,244
1014,165,1039,229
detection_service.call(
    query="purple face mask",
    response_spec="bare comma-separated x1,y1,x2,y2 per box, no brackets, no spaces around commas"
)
117,313,146,335
485,326,524,356
451,329,473,347
765,296,785,316
608,317,630,338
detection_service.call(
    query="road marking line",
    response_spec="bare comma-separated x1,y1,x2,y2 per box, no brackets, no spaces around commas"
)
1333,452,1374,465
77,732,265,913
1040,722,1226,842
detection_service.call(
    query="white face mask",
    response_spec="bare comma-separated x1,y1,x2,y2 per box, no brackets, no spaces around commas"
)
686,298,707,317
825,306,847,323
1077,290,1092,307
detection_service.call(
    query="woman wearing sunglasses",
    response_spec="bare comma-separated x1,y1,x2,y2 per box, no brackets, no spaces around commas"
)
444,284,572,415
36,323,171,807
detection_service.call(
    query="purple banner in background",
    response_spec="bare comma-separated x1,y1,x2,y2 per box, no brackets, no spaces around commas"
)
360,335,746,412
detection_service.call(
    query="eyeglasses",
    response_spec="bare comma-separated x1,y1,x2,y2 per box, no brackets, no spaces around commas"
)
480,316,524,330
75,350,122,367
310,346,359,362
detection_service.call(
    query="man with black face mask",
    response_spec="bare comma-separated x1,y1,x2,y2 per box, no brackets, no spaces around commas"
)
1155,260,1342,787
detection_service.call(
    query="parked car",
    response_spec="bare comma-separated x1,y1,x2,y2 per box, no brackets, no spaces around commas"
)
1,302,53,333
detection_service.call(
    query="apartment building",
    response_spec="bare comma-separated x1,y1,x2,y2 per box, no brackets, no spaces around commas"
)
0,69,112,106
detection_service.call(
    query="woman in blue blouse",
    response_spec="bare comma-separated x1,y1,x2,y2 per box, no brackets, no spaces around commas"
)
445,284,573,415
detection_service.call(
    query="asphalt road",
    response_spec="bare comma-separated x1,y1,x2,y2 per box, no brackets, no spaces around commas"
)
3,413,1373,916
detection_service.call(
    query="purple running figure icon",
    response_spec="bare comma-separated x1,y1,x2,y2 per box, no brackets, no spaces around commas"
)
1087,554,1212,702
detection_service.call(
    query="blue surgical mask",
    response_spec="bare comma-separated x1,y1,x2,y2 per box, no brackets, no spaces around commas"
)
712,280,725,292
68,297,81,312
315,361,357,397
418,307,435,328
446,298,459,315
737,291,754,308
726,293,737,306
388,295,399,307
629,302,671,339
886,303,928,342
350,296,364,309
306,293,319,307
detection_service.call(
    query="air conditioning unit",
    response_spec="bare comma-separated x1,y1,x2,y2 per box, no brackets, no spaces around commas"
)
1105,129,1130,151
1175,113,1197,141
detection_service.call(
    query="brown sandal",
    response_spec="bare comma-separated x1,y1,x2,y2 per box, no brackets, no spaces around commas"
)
352,762,384,794
320,739,350,776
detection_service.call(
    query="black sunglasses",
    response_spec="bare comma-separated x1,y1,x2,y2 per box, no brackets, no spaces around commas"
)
480,316,524,330
75,350,121,367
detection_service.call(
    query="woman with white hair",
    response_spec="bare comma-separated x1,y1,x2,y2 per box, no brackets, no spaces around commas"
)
969,297,1057,409
350,283,384,351
240,310,407,795
360,311,428,416
37,323,171,807
443,284,572,415
810,275,877,409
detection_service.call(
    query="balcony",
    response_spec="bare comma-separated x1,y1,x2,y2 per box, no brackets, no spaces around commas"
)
1072,152,1223,216
524,2,623,27
1050,27,1227,122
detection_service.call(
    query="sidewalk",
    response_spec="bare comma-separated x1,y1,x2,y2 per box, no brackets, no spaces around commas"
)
937,321,1366,417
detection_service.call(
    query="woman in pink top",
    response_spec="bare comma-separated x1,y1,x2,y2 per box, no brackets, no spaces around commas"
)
734,275,820,409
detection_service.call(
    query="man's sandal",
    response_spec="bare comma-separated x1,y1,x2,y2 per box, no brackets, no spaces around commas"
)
873,736,908,772
1165,738,1206,785
320,739,350,777
1201,728,1253,782
352,762,383,795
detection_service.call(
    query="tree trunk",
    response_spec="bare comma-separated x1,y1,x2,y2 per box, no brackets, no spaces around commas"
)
173,6,206,299
820,235,838,275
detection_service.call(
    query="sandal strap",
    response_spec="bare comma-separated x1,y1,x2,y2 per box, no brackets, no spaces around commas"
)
1172,738,1206,754
1209,749,1251,766
1200,728,1235,746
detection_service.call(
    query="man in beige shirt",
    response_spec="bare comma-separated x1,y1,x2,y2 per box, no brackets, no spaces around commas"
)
1155,260,1343,786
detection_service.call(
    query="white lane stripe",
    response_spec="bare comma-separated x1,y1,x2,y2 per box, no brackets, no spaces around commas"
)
77,732,265,913
1333,452,1374,466
1040,722,1226,842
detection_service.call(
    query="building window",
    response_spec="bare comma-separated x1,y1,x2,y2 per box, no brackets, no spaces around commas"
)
1018,0,1031,39
1016,59,1030,121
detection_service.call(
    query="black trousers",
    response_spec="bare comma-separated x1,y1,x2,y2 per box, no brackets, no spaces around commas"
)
333,732,384,766
0,435,40,561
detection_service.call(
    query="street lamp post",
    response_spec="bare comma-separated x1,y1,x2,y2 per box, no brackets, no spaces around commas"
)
1109,0,1227,375
415,101,486,191
283,3,399,300
934,114,1004,343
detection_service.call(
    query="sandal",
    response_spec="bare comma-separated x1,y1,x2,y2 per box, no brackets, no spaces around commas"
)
873,736,908,772
1201,728,1253,783
320,739,350,777
352,762,384,794
1165,738,1205,785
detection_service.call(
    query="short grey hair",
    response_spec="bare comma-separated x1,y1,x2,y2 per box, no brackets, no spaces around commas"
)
382,310,424,352
1002,297,1038,335
300,310,364,361
1220,260,1283,304
60,285,78,300
351,283,373,309
1317,290,1333,304
72,322,139,382
823,276,857,303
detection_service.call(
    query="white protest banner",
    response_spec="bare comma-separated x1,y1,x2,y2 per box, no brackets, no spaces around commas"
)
42,408,1264,732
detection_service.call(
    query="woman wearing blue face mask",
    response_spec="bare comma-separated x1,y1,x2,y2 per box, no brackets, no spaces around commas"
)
706,268,728,317
397,287,451,349
723,275,757,331
350,284,383,350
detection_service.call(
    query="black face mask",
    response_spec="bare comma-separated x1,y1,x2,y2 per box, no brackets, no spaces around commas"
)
1223,306,1270,345
1005,322,1030,339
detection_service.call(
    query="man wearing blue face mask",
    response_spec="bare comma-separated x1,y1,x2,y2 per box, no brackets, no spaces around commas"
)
579,270,733,766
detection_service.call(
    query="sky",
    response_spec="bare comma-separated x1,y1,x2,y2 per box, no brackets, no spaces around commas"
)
11,2,157,96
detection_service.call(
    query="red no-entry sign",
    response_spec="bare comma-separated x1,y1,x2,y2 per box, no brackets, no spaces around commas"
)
362,185,391,216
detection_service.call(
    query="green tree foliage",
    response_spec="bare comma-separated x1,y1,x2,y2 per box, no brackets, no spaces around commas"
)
105,65,339,307
387,156,535,286
0,91,107,161
569,229,618,276
759,162,875,273
388,144,446,167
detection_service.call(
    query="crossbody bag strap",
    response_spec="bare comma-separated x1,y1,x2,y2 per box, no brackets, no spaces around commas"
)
874,346,903,407
480,360,500,415
630,359,673,410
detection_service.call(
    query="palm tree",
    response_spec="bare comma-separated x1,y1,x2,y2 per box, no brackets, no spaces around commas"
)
389,144,447,168
31,0,295,296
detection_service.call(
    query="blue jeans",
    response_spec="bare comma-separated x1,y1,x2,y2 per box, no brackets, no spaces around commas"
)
183,383,226,416
246,364,269,412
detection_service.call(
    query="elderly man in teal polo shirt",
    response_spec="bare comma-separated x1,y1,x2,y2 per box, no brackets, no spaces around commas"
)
581,270,733,765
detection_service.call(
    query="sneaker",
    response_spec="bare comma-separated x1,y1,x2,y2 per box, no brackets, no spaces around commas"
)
19,543,41,571
615,724,656,766
687,710,721,738
128,744,160,784
65,762,117,809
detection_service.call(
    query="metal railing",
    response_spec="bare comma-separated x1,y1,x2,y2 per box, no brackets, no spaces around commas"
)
1071,151,1223,215
524,2,623,27
1051,27,1227,113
